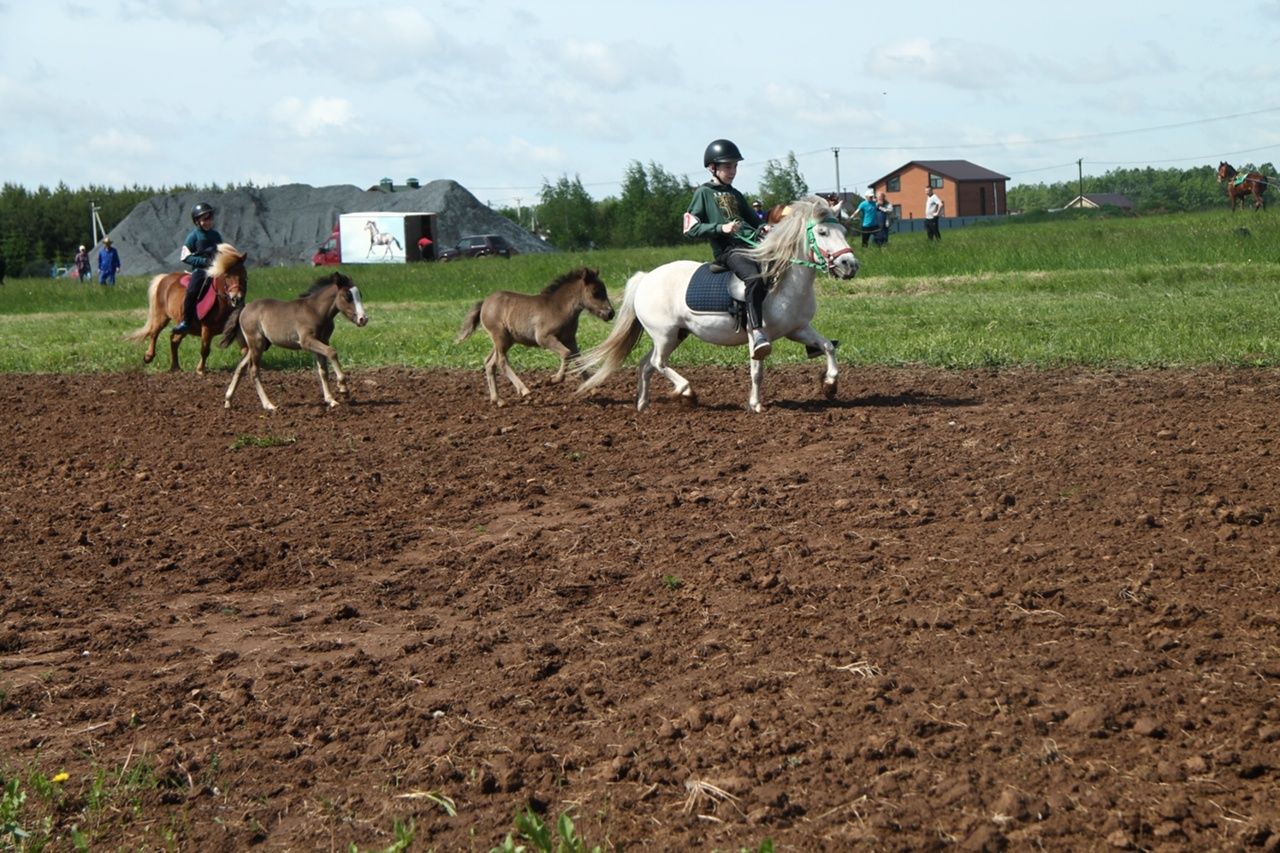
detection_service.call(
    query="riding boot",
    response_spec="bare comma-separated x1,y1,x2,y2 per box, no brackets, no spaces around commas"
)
175,270,204,334
743,276,771,359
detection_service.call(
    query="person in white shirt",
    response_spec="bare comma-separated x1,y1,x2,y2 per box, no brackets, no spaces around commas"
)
925,187,944,241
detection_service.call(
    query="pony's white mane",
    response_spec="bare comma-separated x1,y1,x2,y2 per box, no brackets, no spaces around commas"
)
748,196,834,286
208,243,244,278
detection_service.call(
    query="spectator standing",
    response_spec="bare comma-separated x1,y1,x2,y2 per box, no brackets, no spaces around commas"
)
855,191,878,248
873,192,893,247
97,238,122,285
74,245,91,282
925,187,944,241
751,200,766,223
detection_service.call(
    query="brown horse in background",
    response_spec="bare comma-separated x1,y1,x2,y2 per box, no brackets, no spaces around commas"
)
124,244,248,374
1218,162,1267,211
456,266,614,406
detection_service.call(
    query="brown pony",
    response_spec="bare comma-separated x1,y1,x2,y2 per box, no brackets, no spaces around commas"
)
124,244,248,374
219,271,368,411
1218,162,1267,211
456,267,614,406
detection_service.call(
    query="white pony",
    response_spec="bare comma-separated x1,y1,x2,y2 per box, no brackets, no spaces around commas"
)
576,196,858,412
364,221,403,259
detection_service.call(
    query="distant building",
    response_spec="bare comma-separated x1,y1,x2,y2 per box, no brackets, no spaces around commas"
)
1064,192,1134,211
369,177,423,192
868,160,1010,220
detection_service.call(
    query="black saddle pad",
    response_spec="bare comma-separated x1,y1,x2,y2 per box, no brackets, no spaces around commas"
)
685,263,737,314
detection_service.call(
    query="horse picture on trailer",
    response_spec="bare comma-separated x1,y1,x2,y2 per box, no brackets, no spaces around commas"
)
575,196,859,413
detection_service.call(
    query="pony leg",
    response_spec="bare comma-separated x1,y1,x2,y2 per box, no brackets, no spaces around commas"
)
645,333,694,408
313,354,339,408
319,354,349,395
168,331,183,372
788,326,840,398
483,349,502,405
249,355,277,412
224,352,252,408
196,326,213,376
748,358,765,413
144,328,160,364
539,336,576,384
636,345,656,411
494,347,531,399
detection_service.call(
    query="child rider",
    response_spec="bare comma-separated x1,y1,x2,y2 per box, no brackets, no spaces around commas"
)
174,201,223,335
683,139,772,359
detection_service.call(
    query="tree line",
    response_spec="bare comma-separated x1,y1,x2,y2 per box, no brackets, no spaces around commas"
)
0,159,1268,271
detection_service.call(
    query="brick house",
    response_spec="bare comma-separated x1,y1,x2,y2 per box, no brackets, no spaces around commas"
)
868,160,1010,221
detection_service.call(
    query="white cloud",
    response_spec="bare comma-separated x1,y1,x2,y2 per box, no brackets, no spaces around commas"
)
87,128,156,157
272,96,356,137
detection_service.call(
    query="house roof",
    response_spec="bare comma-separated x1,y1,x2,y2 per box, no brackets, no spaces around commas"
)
872,160,1011,186
1077,192,1134,209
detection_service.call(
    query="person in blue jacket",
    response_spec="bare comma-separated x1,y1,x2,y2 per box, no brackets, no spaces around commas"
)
683,139,772,359
174,202,223,334
97,238,121,285
855,191,879,248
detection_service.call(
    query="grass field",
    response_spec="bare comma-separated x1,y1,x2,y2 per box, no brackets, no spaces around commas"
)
1,208,1276,374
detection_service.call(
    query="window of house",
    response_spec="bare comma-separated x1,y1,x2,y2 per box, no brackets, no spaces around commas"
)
929,173,944,189
887,176,900,192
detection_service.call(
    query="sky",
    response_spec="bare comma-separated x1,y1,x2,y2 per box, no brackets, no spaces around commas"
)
4,0,1280,209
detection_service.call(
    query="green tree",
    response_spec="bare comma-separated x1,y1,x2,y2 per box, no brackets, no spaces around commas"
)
537,174,598,250
757,152,808,208
607,161,691,248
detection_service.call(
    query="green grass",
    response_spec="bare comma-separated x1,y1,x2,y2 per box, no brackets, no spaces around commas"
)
1,209,1278,373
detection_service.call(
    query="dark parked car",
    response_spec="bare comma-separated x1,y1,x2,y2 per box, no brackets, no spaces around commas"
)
437,234,518,261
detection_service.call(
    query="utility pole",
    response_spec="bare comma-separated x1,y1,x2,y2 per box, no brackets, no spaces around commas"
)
1077,158,1084,206
514,196,524,229
832,147,841,199
90,202,107,244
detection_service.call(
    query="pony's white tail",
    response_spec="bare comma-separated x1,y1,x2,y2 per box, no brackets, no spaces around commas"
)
575,271,645,394
123,275,169,342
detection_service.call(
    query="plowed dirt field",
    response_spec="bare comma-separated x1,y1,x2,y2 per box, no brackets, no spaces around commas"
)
2,366,1278,851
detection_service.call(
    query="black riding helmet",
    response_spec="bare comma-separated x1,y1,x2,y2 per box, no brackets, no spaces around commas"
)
191,202,215,223
704,139,744,167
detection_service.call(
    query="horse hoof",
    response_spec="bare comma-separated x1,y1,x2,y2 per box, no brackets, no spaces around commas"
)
677,392,698,408
823,379,838,399
142,354,154,364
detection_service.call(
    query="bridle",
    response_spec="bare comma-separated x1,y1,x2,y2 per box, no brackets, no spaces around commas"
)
802,218,855,275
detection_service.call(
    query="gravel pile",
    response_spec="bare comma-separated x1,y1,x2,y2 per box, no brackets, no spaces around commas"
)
107,180,552,275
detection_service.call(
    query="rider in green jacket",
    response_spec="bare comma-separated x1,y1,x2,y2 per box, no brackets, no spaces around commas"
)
683,139,772,359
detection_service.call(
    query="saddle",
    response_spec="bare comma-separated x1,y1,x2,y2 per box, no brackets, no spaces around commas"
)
685,263,748,329
682,263,839,359
181,274,222,320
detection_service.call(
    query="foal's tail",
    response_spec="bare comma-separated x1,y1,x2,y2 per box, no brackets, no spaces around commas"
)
122,275,169,342
217,306,245,349
455,301,483,343
575,271,645,395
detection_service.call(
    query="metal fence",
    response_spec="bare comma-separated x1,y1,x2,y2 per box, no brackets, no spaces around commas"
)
890,215,1003,234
